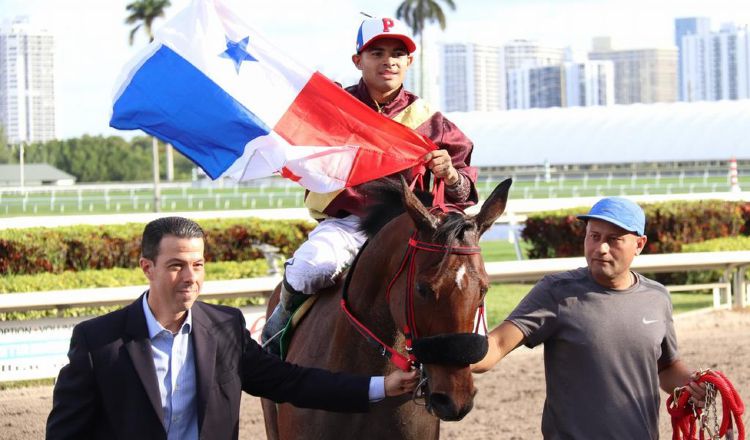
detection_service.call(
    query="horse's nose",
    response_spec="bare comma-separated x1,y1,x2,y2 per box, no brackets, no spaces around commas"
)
429,392,473,421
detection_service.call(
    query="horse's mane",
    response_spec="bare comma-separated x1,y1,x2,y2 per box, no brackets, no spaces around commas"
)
359,179,477,244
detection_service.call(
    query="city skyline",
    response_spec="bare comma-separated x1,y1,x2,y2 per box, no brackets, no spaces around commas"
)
2,0,749,140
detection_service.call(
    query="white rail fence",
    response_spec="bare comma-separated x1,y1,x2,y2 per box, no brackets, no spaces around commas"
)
1,251,749,383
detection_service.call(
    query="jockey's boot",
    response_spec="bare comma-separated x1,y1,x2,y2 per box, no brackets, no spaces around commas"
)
261,280,307,356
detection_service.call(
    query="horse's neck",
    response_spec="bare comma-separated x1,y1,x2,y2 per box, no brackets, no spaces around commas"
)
344,214,414,344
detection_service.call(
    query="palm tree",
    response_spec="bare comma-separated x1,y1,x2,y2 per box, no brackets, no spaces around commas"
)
126,0,171,45
125,0,172,210
396,0,456,97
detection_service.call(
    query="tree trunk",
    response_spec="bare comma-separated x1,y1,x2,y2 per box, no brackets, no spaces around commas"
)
419,34,425,98
19,142,25,188
166,144,174,181
152,136,161,212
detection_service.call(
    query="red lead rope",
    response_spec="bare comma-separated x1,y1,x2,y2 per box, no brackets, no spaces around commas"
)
667,369,745,440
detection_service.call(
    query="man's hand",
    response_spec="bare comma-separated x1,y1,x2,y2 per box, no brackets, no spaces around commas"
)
684,371,708,408
384,368,419,397
423,150,459,186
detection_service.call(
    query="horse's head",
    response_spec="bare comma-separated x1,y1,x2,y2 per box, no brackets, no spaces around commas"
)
394,177,512,421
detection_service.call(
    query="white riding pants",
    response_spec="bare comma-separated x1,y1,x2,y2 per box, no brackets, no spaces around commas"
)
284,215,368,295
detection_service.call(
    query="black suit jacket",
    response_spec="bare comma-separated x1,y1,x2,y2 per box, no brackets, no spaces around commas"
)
46,294,369,440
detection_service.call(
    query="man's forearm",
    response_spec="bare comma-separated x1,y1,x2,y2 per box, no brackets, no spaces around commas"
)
658,359,693,393
471,321,525,373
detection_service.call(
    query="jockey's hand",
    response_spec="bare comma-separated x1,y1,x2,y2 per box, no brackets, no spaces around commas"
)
384,368,419,397
423,150,459,186
685,371,708,408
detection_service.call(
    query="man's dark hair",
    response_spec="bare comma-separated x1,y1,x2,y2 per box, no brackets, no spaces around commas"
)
141,216,205,261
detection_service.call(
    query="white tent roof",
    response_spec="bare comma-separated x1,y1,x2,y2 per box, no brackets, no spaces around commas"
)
445,100,750,167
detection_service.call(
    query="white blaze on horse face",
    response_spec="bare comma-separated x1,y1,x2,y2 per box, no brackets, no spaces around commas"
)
455,264,466,290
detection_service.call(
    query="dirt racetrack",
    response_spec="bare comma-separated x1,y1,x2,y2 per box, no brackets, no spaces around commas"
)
2,309,748,439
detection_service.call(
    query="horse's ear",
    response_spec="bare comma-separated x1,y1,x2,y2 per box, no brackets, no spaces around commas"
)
400,176,438,232
473,178,512,236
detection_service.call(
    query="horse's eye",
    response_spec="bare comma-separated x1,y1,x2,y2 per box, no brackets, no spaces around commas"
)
416,282,433,298
479,286,489,300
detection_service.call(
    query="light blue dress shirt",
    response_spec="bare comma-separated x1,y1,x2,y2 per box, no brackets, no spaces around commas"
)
143,294,198,440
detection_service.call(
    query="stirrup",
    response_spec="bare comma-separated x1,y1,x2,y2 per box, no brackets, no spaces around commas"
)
261,308,290,351
261,328,284,349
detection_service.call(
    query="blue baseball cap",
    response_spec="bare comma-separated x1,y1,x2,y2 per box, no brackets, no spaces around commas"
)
577,197,645,236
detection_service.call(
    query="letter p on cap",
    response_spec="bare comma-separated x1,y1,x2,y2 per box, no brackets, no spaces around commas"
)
382,18,394,32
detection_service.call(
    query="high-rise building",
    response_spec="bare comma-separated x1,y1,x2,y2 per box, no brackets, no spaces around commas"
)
589,39,677,104
0,17,56,144
681,24,750,101
439,43,504,112
502,40,567,109
675,17,711,100
562,61,615,107
507,66,562,109
439,40,566,112
506,61,614,110
502,39,568,71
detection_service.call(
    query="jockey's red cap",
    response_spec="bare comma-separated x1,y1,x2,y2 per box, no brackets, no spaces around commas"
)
356,17,417,54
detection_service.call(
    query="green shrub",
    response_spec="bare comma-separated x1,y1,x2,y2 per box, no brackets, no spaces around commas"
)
0,259,269,293
522,200,749,259
0,259,270,321
644,236,750,286
0,218,313,275
0,298,265,322
681,236,750,252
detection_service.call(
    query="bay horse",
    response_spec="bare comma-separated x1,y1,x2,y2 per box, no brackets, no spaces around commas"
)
261,177,512,439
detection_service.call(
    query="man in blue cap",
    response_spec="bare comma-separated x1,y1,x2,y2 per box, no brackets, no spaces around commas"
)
472,197,705,439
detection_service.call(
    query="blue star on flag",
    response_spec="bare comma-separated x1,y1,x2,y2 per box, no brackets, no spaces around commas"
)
220,36,257,73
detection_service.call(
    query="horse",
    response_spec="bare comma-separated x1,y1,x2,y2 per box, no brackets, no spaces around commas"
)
261,177,512,440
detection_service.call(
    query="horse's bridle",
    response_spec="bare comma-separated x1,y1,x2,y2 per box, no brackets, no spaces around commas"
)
340,229,490,373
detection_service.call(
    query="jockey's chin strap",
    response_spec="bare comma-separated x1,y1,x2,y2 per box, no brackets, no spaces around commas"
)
667,369,745,440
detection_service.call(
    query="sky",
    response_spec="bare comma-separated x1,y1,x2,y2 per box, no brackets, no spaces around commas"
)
2,0,749,139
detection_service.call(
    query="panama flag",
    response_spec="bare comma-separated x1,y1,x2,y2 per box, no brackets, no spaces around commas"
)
110,0,437,193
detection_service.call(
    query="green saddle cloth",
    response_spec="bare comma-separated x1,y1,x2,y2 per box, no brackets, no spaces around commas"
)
279,295,318,360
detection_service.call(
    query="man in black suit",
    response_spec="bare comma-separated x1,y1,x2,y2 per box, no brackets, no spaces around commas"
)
46,216,417,440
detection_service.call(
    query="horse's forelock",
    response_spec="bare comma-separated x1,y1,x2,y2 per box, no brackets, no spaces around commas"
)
433,213,477,247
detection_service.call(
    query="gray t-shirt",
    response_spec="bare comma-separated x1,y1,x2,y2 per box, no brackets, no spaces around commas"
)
507,267,679,440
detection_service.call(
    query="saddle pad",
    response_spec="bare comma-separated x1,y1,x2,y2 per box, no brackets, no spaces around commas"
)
279,294,319,360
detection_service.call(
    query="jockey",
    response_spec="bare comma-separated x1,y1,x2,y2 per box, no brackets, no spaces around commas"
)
261,16,479,354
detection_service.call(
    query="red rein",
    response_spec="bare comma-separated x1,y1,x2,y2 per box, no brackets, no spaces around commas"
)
667,369,745,440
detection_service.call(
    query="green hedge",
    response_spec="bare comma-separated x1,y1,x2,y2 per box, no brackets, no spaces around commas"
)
664,236,750,286
0,259,271,321
0,297,267,322
681,236,750,252
0,259,269,293
522,200,750,259
0,218,314,276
